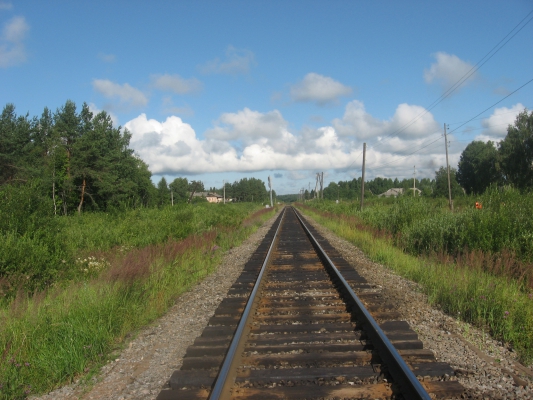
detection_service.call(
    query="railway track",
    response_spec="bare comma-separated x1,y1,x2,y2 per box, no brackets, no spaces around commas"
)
157,206,464,399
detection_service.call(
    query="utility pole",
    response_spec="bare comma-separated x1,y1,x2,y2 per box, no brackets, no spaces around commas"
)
360,142,366,210
320,172,324,200
223,180,226,204
171,190,174,206
444,124,453,211
268,176,273,207
413,165,416,197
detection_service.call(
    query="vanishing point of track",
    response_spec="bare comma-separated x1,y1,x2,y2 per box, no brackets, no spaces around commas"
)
157,206,465,399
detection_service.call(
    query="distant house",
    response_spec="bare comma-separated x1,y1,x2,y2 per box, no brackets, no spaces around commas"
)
378,188,421,197
192,192,224,203
378,188,404,197
206,193,224,203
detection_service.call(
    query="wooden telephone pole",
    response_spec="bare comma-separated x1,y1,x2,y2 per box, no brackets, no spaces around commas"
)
360,143,366,210
444,124,453,211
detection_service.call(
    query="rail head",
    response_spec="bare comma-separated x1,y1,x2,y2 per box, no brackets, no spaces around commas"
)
292,206,431,400
208,206,287,400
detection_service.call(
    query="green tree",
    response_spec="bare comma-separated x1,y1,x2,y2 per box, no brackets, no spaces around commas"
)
169,177,189,203
433,167,463,198
498,109,533,190
456,140,500,195
0,104,37,185
156,177,170,206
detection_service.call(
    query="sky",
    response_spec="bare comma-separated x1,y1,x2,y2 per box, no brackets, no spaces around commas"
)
1,1,532,195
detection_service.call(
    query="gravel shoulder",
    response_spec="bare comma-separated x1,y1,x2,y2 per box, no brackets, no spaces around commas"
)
32,208,532,400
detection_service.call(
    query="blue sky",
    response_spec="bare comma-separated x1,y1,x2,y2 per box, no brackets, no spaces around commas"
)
1,1,532,194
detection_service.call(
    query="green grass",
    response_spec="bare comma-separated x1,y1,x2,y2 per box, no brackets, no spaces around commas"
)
0,203,261,297
309,188,533,287
297,204,533,366
0,205,277,399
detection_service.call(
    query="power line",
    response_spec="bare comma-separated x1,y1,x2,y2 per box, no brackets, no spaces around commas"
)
447,105,532,126
363,76,532,171
367,9,533,152
448,77,533,135
340,10,533,178
367,134,443,170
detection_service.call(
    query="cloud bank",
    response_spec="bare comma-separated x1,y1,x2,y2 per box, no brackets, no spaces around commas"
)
125,101,447,180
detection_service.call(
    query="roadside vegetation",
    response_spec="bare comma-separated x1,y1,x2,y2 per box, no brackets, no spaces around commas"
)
294,110,533,365
0,100,280,399
0,201,276,399
298,189,533,366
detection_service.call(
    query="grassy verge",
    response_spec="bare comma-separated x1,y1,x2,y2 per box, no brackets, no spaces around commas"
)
0,205,277,399
297,204,533,366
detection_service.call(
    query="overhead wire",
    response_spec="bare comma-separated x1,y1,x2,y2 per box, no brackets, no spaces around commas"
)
347,10,533,168
367,133,443,170
366,74,532,172
364,9,533,153
342,9,533,178
448,77,533,135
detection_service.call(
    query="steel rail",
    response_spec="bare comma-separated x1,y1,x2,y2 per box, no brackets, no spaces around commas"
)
208,207,286,400
293,207,431,400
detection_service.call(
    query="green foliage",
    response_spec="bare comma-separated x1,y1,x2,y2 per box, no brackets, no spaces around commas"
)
0,201,260,298
169,177,189,203
0,204,274,398
298,206,533,364
156,177,170,207
457,140,500,195
433,166,463,198
307,187,533,263
498,109,533,190
223,177,270,203
0,101,156,215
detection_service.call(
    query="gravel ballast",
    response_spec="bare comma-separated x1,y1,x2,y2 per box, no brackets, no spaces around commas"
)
32,208,532,399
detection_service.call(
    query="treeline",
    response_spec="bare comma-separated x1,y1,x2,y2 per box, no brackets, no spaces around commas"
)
155,176,273,205
1,101,154,214
1,101,275,213
320,176,436,201
457,109,533,195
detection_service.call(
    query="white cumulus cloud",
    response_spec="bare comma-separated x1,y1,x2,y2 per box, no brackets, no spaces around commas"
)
424,52,477,91
124,102,456,186
92,79,148,107
476,103,525,142
333,100,439,141
290,73,352,105
0,16,29,67
200,45,256,75
126,110,358,175
150,73,202,94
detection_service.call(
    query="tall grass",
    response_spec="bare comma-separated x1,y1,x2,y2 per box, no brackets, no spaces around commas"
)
309,187,533,287
297,203,533,365
0,205,276,399
0,202,259,298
